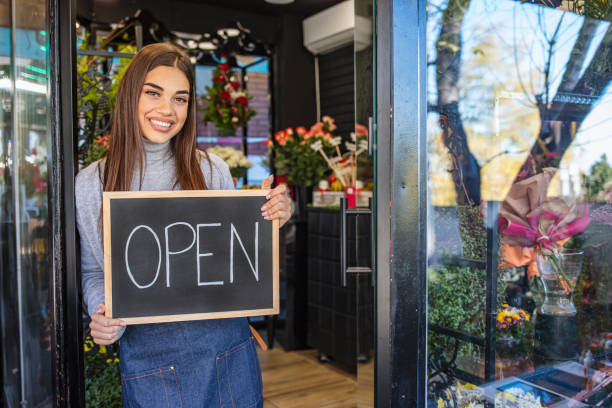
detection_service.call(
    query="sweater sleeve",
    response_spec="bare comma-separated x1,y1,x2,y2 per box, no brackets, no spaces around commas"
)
75,163,106,317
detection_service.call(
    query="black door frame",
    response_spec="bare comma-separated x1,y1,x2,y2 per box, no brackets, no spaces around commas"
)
376,0,428,406
50,0,429,406
49,0,83,405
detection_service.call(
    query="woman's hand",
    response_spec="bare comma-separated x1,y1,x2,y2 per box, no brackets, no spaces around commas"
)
261,176,293,228
90,303,126,345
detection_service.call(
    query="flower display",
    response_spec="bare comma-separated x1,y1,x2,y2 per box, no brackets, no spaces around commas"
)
205,145,252,179
201,63,256,131
264,117,338,187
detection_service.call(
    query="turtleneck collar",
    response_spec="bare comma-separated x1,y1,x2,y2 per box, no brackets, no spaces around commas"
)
143,138,172,163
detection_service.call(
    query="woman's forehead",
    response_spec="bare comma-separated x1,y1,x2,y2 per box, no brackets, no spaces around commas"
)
143,65,189,91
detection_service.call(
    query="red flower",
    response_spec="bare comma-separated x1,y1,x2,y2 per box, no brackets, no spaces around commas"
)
219,91,231,99
231,81,241,90
285,127,294,136
215,75,225,83
219,63,230,71
274,130,286,142
264,139,273,147
296,126,307,136
236,96,248,106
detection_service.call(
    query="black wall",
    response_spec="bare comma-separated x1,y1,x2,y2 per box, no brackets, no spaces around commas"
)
76,0,317,133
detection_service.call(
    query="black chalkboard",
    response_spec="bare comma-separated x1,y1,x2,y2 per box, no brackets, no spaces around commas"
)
102,190,279,324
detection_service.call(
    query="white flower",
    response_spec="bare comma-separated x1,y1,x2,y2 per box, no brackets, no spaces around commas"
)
232,116,239,123
330,136,342,147
230,91,245,100
310,140,323,151
345,141,356,152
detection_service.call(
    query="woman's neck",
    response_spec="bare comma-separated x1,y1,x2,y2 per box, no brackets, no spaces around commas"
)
143,138,171,163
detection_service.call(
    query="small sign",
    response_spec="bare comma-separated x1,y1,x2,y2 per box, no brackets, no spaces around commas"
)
102,190,279,324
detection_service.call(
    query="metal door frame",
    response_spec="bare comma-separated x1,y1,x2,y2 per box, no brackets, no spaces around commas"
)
376,0,428,406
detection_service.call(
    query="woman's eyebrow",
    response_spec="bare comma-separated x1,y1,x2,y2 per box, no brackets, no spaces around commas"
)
143,82,189,95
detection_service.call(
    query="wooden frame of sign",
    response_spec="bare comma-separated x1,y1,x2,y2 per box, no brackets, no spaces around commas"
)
102,189,279,324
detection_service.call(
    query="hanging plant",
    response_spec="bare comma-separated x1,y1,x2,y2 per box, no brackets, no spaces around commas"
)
201,63,256,131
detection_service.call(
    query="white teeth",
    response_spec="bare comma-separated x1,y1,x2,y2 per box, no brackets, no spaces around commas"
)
150,119,172,128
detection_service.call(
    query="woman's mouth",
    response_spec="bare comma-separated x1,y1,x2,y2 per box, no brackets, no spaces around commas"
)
149,118,175,132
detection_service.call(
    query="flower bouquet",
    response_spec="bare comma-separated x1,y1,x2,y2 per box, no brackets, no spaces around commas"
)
201,63,256,132
205,145,252,179
498,167,591,294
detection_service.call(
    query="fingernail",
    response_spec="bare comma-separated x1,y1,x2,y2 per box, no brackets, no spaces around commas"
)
120,321,126,326
266,194,271,199
264,216,271,220
262,211,267,216
261,205,267,211
97,307,103,313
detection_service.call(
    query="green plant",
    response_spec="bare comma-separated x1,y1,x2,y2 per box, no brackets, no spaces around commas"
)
428,262,507,363
201,63,256,131
77,36,136,166
84,335,121,407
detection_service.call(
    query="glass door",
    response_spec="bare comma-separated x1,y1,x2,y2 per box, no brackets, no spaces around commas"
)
354,0,375,405
425,1,612,406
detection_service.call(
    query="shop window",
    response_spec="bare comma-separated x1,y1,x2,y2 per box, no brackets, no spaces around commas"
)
426,0,612,406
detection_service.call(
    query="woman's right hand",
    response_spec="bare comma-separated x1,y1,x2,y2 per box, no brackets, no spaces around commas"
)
90,303,126,345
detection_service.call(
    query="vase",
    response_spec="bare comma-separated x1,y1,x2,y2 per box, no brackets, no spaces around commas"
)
534,249,584,364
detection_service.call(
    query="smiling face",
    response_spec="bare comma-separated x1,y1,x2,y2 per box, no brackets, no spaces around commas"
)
137,65,190,144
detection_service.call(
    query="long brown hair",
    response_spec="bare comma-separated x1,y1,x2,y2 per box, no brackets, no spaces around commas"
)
102,42,208,192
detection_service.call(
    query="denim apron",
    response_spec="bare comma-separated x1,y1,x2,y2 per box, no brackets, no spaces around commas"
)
119,317,263,408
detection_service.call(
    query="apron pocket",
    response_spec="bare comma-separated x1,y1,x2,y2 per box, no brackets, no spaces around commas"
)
216,337,262,408
122,365,183,408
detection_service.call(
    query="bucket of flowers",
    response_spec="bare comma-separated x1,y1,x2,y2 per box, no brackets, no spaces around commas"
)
205,145,252,183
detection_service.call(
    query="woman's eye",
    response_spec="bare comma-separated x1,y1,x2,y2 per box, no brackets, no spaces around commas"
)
145,90,159,97
175,97,187,104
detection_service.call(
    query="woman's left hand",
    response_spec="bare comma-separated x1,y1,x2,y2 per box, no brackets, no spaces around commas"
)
261,175,292,227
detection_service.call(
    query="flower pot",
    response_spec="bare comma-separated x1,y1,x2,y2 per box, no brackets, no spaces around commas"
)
496,337,534,379
534,249,584,364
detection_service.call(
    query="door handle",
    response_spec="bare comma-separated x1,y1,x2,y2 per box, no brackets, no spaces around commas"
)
368,116,374,156
340,197,375,287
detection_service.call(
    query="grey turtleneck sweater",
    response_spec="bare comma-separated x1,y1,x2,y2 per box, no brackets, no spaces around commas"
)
76,140,234,322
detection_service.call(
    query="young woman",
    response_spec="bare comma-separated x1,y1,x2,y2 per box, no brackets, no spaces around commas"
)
76,42,291,407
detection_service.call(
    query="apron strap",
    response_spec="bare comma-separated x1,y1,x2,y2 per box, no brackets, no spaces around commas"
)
249,325,268,351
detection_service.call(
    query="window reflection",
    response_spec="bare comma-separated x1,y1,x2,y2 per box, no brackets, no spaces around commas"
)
0,0,53,405
427,0,612,406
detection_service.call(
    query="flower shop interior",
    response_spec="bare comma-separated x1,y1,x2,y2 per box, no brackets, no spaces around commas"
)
2,0,612,407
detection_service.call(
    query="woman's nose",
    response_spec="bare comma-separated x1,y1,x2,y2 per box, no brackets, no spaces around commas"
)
156,97,173,115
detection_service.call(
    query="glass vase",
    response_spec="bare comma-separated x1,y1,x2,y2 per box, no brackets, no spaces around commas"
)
534,249,584,363
535,249,584,316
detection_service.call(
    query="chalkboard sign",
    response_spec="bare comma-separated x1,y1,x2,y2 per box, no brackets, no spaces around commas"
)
102,190,279,324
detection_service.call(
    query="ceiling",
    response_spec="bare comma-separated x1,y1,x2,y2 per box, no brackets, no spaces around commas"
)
184,0,345,17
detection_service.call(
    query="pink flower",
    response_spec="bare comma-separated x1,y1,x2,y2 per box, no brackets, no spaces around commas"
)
285,127,294,136
264,139,273,147
322,115,334,123
296,126,307,136
355,123,368,136
310,122,323,133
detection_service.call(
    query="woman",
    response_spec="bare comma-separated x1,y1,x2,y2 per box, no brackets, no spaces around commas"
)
76,42,291,407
